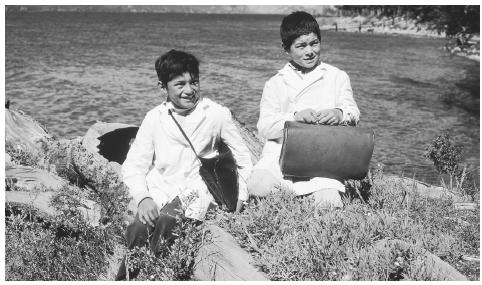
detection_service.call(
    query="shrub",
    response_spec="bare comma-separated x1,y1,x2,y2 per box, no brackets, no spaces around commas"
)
5,141,40,167
5,138,132,281
425,133,462,190
211,172,480,281
124,216,204,281
425,133,479,199
5,205,110,280
44,138,131,237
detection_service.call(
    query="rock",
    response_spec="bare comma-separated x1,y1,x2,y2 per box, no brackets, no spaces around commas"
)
5,153,13,167
453,202,478,211
5,108,52,156
373,238,467,281
6,191,58,216
383,175,469,202
461,255,480,262
5,165,67,192
5,190,101,227
231,115,263,164
98,243,126,281
82,122,138,165
193,223,268,281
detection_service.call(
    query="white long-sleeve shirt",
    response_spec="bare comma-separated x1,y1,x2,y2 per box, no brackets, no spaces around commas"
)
258,61,360,141
122,98,252,220
253,61,360,195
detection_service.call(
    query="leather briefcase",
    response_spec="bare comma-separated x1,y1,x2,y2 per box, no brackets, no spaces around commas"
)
279,121,375,181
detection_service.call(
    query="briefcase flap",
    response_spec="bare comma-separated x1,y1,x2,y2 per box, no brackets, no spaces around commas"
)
279,121,375,180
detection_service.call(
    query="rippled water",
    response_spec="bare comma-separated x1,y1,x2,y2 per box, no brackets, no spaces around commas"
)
5,12,480,184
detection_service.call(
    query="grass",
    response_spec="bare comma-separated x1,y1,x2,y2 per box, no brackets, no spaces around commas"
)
5,137,480,281
5,141,41,167
123,216,204,281
5,202,110,280
5,139,130,281
5,138,206,281
210,169,480,281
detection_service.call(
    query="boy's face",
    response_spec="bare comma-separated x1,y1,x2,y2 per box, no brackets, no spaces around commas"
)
287,32,321,71
164,72,200,110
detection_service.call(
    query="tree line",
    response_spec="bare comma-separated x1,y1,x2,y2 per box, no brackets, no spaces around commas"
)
338,5,479,40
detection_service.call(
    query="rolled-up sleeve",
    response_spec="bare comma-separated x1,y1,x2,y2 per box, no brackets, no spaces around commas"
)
257,80,294,140
335,71,360,126
122,112,155,206
220,107,253,201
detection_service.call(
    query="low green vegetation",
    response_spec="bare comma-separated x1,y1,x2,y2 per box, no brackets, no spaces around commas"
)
124,216,204,281
5,139,130,281
5,197,111,281
212,167,479,281
5,138,206,281
5,141,41,167
5,134,480,281
426,133,478,199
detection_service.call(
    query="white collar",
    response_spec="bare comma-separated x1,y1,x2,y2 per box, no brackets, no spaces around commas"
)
278,61,328,78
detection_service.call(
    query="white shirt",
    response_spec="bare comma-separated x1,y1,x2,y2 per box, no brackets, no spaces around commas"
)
257,61,360,141
254,61,360,195
122,98,252,220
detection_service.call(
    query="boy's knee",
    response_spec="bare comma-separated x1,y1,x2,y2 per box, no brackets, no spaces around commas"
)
126,216,151,247
155,214,177,233
247,169,280,197
127,216,149,234
311,188,343,209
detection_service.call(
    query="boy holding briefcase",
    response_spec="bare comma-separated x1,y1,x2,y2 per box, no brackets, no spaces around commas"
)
247,11,360,208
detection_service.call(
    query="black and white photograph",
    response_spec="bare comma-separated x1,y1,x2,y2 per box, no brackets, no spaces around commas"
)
3,3,480,281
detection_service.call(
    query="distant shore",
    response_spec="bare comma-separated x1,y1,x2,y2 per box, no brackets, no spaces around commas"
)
318,15,480,62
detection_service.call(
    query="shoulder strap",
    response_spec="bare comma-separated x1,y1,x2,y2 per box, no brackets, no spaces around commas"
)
168,109,200,158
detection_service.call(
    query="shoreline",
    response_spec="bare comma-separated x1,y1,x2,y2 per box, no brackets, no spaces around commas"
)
318,15,480,62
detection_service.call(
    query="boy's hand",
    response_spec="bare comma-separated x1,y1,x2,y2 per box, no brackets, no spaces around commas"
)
138,198,159,227
294,108,318,124
316,109,343,125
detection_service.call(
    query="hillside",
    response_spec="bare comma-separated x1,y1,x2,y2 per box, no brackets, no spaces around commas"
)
318,15,480,61
5,5,336,15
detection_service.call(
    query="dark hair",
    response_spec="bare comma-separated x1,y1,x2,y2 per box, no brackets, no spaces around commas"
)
155,49,199,85
280,11,321,51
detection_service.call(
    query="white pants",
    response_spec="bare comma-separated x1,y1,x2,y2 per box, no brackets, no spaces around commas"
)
247,141,344,207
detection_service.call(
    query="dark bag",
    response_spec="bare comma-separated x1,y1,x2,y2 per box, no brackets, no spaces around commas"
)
279,121,375,181
168,109,239,212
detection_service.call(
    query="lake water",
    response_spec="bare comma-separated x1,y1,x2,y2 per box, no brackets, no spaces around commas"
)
5,12,480,184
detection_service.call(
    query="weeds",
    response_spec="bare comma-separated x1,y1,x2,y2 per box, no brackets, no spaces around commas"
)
211,166,479,281
5,138,131,280
5,132,479,281
5,204,110,280
5,141,40,167
124,216,204,281
44,138,131,237
425,133,478,198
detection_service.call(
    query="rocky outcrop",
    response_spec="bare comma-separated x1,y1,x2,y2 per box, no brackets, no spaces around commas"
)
194,223,268,280
5,107,53,155
6,165,67,192
373,239,468,281
82,122,138,166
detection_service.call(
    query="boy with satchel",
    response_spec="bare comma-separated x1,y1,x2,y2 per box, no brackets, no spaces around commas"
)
116,49,252,280
247,11,360,207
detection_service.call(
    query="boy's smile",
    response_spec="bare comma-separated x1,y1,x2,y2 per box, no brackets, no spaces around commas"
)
287,32,321,73
164,72,200,110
